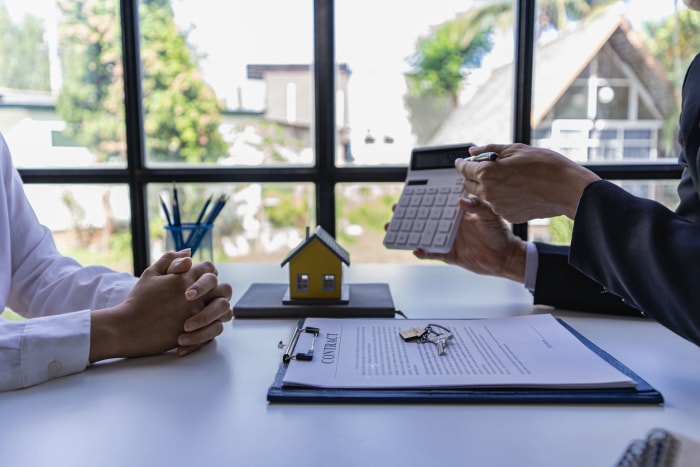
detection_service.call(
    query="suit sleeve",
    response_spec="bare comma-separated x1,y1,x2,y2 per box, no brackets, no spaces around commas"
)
532,242,641,316
570,179,700,346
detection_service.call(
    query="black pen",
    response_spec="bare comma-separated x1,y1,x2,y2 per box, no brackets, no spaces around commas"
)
462,152,498,162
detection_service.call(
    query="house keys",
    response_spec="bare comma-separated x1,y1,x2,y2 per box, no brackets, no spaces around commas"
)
400,323,452,356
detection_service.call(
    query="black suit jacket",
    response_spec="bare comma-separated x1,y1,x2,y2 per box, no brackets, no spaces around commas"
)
534,53,700,346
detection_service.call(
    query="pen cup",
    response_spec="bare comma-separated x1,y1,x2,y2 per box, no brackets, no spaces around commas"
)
165,223,214,263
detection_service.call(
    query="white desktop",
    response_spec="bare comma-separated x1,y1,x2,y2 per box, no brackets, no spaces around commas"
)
1,263,699,467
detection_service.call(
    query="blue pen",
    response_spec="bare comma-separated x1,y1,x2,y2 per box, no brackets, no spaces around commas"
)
172,182,183,250
185,194,213,248
190,195,227,255
160,194,173,227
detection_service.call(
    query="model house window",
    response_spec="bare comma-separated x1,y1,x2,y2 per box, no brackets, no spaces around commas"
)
296,274,310,291
322,274,336,291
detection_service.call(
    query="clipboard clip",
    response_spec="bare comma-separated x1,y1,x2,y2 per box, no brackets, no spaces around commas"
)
279,326,320,362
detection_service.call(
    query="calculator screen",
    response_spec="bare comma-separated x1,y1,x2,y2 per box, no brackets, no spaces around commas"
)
410,143,474,171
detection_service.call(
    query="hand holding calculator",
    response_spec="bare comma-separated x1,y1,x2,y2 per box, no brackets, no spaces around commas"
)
383,143,474,254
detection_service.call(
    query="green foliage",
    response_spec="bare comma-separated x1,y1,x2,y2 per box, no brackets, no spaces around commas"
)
643,9,700,89
345,194,396,233
0,3,51,91
55,0,226,163
549,215,574,245
406,8,501,104
263,187,310,229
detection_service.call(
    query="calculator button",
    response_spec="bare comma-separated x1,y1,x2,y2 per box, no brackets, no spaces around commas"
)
422,195,435,206
406,207,418,218
408,233,421,244
387,220,401,232
420,230,436,246
417,207,430,219
430,208,443,220
433,233,448,247
438,220,453,233
393,206,407,219
400,220,414,231
396,232,409,244
435,194,448,206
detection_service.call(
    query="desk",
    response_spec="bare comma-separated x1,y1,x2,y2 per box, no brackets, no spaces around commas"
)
1,263,700,467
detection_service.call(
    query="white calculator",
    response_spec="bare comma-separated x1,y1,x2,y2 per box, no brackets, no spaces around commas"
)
383,143,472,253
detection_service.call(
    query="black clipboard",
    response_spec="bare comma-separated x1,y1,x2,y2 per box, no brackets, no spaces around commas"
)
267,318,663,404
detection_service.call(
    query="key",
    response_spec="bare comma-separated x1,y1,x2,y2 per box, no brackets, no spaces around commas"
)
400,327,428,342
427,332,452,356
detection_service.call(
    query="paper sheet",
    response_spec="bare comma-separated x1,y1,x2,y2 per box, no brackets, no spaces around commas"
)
281,314,635,389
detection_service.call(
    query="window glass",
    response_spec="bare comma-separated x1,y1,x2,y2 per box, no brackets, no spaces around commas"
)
529,179,680,245
140,0,314,167
335,1,515,166
0,0,126,168
148,182,316,263
336,182,426,264
532,0,686,164
24,183,133,271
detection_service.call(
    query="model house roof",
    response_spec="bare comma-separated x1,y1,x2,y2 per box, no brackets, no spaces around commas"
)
280,225,351,266
429,11,677,145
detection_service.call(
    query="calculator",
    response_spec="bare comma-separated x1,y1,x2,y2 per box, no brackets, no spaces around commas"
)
383,143,472,253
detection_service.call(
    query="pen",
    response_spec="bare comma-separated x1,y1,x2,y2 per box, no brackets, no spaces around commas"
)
172,182,183,250
185,194,213,246
462,152,498,162
159,194,173,227
189,195,228,254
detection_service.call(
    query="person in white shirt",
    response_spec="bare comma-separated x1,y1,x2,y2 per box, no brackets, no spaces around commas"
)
0,134,233,391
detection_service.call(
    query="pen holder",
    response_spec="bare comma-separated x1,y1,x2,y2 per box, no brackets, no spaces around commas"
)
165,223,214,263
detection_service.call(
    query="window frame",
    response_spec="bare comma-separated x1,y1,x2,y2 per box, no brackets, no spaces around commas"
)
14,0,683,274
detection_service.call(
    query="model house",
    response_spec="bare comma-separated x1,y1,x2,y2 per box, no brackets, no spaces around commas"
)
280,225,350,300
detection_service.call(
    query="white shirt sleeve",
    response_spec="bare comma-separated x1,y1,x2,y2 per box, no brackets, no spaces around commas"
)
0,310,91,391
0,134,136,391
524,241,539,293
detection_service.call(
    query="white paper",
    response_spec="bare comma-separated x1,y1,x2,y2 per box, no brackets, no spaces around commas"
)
281,314,635,389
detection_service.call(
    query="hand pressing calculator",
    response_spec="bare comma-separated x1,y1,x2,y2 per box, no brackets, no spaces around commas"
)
383,143,473,253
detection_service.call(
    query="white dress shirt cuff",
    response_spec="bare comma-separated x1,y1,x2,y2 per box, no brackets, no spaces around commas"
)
524,241,539,293
19,310,91,388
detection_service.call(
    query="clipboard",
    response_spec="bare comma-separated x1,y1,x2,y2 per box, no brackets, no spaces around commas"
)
267,318,663,404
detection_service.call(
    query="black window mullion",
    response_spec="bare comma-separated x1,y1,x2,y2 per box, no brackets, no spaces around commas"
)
120,0,149,275
314,0,336,236
512,0,536,241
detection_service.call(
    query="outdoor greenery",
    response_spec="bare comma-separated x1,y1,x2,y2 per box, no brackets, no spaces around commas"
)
56,0,226,163
0,2,50,91
0,0,694,265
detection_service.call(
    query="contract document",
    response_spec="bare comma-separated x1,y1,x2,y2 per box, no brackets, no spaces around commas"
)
281,314,636,389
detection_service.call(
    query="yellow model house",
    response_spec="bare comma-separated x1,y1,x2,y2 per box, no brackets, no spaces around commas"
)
280,225,350,301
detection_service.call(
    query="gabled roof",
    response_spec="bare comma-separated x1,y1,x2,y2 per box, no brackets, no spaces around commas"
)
280,225,351,267
429,10,677,145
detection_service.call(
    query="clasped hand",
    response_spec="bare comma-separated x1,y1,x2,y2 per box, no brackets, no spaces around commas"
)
89,250,233,362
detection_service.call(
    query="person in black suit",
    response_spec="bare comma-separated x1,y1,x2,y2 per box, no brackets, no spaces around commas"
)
417,1,700,346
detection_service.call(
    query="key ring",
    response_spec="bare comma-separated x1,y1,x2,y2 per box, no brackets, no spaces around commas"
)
419,323,451,342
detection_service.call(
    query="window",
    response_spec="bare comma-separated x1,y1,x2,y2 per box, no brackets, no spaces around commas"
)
0,0,687,274
296,273,310,292
322,274,336,291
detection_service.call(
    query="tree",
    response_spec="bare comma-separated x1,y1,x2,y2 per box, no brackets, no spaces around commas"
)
406,0,618,107
643,7,700,90
0,2,50,91
56,0,227,163
406,5,507,107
